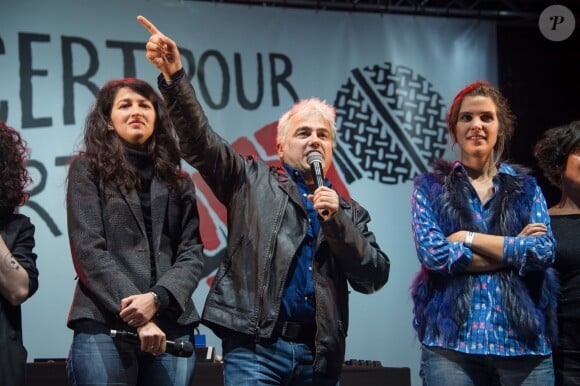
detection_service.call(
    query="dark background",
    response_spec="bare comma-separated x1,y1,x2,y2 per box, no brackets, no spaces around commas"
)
498,22,580,207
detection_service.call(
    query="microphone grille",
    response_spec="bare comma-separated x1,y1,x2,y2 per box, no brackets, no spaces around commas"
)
307,151,323,165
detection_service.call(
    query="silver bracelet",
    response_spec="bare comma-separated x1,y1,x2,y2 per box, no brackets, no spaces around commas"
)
464,231,475,248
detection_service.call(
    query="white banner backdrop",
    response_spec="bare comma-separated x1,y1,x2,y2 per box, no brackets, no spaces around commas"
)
0,0,497,384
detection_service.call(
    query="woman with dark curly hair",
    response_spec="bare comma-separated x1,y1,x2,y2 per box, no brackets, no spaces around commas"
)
0,121,39,386
411,81,558,385
65,78,204,386
535,120,580,386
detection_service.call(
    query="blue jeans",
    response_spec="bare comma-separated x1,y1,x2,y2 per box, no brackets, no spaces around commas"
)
420,345,555,386
67,330,195,386
222,334,339,386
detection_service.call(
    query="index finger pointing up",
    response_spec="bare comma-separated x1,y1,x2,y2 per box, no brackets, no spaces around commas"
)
137,15,161,35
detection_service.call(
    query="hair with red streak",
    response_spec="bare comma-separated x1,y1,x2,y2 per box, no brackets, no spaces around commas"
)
447,80,515,165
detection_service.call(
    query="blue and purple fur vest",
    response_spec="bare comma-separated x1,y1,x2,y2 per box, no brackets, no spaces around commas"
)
411,160,558,349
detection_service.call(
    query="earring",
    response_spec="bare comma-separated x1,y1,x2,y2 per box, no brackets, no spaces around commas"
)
107,124,114,132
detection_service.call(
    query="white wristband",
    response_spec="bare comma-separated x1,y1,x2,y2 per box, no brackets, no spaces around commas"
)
464,231,475,248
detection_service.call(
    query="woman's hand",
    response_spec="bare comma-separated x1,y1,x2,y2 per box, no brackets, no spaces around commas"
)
137,321,166,356
119,292,159,328
517,223,547,237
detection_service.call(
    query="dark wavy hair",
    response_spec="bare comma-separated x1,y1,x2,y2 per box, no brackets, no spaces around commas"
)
79,78,184,192
534,120,580,188
447,80,516,166
0,121,32,215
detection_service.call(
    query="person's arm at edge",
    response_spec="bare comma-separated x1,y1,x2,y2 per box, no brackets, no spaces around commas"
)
0,219,37,305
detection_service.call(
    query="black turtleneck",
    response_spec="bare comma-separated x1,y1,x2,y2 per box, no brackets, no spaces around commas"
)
125,147,170,310
126,147,154,255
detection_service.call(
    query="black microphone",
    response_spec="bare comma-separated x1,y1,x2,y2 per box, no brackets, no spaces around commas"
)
110,329,194,358
306,151,329,215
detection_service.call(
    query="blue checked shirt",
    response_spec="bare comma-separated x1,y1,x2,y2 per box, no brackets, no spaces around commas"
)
411,162,556,355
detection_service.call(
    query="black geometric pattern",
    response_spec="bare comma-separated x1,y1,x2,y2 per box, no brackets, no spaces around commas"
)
334,63,447,184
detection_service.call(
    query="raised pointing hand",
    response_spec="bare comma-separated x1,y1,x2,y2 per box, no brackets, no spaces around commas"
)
137,15,182,81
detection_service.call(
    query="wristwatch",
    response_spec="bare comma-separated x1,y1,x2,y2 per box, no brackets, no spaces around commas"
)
150,291,160,307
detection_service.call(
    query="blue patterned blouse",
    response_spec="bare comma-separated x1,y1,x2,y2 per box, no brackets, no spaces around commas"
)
411,162,556,355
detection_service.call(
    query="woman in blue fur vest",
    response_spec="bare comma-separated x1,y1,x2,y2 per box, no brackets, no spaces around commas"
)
410,81,558,385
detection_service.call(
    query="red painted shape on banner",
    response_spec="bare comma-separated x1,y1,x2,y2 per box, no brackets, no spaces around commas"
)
194,194,220,251
192,173,227,226
231,135,261,157
254,121,279,157
326,164,350,200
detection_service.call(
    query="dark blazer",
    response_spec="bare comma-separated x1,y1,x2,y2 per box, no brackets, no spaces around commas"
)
66,155,204,330
0,213,39,386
